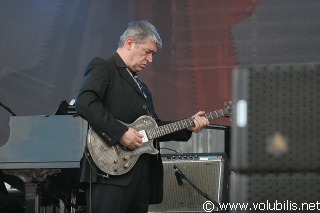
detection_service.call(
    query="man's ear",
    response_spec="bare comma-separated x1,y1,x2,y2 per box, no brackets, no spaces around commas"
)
125,38,135,50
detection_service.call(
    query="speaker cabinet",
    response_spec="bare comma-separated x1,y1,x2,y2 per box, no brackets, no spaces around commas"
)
230,172,320,213
149,153,230,212
230,64,320,212
231,64,320,172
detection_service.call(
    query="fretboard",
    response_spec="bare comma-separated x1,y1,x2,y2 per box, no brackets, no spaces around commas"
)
146,109,227,140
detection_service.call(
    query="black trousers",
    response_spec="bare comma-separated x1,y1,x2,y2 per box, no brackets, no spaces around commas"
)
0,193,25,213
86,155,150,213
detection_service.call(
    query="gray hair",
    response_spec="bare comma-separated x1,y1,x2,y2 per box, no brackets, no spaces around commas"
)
118,20,162,49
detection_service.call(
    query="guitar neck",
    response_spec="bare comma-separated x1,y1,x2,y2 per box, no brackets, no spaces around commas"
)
146,109,227,140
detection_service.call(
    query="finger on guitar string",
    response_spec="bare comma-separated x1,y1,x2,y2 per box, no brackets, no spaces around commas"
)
188,113,209,133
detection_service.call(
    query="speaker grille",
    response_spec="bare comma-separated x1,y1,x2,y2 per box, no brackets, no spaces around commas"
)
149,154,229,212
230,172,320,213
232,64,320,172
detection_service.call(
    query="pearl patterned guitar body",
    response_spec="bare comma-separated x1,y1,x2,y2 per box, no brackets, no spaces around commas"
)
85,102,232,176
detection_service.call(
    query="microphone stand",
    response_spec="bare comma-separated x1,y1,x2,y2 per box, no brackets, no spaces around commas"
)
0,102,16,116
173,165,227,213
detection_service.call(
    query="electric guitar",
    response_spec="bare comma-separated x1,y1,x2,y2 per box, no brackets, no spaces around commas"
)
85,102,232,176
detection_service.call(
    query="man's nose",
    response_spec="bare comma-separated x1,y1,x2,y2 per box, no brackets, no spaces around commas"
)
146,53,153,63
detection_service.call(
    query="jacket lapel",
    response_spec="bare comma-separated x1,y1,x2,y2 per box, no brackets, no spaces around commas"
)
119,67,142,94
113,53,145,98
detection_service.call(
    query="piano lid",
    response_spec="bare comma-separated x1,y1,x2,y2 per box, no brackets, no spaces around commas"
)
0,115,88,169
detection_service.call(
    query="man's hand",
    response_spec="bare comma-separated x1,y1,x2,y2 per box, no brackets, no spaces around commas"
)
187,111,209,133
119,128,143,150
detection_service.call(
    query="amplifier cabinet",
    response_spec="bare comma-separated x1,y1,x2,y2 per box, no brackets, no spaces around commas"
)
149,153,230,213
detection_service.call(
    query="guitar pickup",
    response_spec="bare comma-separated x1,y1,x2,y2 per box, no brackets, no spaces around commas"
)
139,130,149,143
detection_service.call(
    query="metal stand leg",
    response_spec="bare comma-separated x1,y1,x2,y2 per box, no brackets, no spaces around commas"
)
59,199,65,213
25,182,39,213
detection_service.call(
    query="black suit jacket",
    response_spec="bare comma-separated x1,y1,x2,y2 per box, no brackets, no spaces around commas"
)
75,53,192,203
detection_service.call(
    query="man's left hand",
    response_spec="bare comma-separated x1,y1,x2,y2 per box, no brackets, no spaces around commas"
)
187,111,209,133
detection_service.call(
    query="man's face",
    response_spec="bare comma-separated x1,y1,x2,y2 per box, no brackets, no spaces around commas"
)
127,39,158,73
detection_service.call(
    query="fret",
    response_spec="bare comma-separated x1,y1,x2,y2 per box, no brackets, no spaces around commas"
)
146,130,152,140
206,112,210,120
153,128,160,138
151,130,156,140
152,129,158,138
176,122,180,130
147,129,155,140
159,126,165,135
188,117,194,127
180,120,186,128
143,102,231,142
168,122,174,133
181,120,186,128
157,128,162,137
171,122,179,131
154,129,159,138
185,119,190,127
162,125,169,135
174,122,179,131
163,126,168,135
180,120,186,129
212,111,217,119
179,120,184,128
167,123,172,131
181,119,187,128
214,110,218,119
158,130,162,138
172,122,178,131
186,118,191,126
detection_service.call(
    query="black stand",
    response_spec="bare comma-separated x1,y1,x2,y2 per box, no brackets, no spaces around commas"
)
0,102,16,116
173,165,227,213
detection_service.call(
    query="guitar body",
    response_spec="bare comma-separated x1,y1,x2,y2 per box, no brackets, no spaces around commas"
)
86,115,159,176
85,102,232,176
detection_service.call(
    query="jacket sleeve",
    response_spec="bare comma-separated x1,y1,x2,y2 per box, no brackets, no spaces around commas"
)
75,57,127,145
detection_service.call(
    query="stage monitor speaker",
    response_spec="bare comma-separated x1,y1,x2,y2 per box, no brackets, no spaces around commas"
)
148,153,230,213
231,64,320,172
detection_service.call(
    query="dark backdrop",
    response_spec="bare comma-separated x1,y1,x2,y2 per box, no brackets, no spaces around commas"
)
1,0,320,145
